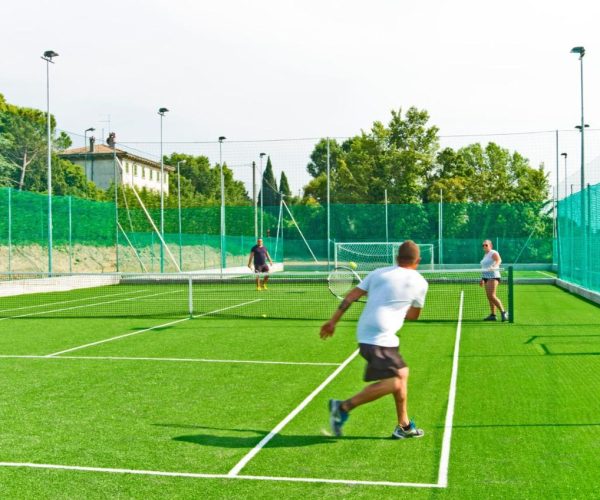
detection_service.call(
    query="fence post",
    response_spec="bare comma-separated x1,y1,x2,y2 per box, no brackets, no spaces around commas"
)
68,195,72,273
508,266,514,323
188,275,193,318
7,188,12,273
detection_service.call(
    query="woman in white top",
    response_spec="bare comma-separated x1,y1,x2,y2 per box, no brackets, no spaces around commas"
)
480,239,507,321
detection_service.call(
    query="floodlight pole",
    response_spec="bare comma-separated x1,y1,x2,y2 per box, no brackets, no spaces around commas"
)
571,46,587,286
252,161,257,239
561,153,568,199
42,50,58,274
259,152,266,238
384,188,388,245
177,160,185,271
327,139,331,269
158,107,169,273
219,136,227,271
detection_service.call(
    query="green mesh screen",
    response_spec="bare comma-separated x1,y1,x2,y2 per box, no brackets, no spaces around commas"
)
0,188,553,273
557,184,600,292
0,188,116,273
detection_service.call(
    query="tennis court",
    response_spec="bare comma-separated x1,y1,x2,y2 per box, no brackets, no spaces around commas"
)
0,272,598,498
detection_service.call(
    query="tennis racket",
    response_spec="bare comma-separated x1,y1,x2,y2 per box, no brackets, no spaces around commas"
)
327,266,365,302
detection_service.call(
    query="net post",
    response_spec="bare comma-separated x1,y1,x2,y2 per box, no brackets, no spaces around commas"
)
508,266,514,323
188,275,193,318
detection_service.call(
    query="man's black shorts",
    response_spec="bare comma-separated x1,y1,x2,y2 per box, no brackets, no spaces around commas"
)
359,343,407,382
254,264,270,273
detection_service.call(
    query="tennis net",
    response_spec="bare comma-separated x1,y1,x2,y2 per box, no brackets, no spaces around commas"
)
0,268,513,322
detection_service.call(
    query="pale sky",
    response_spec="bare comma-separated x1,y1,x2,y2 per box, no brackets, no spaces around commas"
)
1,0,600,195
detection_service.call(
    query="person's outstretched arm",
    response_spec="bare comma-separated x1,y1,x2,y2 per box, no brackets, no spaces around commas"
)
320,287,367,339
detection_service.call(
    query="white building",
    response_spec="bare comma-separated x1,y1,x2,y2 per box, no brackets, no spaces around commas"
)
60,140,174,194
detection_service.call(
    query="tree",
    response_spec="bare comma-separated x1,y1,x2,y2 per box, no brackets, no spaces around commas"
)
279,171,292,203
259,156,278,206
306,138,344,177
164,152,250,206
0,93,99,198
303,107,440,205
425,143,549,204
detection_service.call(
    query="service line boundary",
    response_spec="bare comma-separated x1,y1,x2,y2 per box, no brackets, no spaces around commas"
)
0,461,442,488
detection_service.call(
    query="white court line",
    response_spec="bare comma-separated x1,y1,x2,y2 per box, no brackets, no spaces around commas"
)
0,289,149,315
0,289,181,321
0,462,441,488
0,354,339,367
536,270,555,278
45,299,262,357
436,290,464,488
228,348,360,477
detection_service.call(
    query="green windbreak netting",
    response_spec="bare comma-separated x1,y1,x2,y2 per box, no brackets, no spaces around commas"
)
557,184,600,292
0,188,116,273
0,188,554,273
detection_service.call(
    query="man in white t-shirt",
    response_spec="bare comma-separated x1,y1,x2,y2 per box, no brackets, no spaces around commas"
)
320,240,428,439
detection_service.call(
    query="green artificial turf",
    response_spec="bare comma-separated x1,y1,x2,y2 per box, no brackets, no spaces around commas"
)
0,283,598,498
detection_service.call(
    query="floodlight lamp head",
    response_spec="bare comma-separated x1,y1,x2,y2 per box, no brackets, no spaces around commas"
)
85,127,95,132
218,136,226,142
158,107,169,115
570,46,585,58
42,50,58,62
259,152,266,158
561,152,567,158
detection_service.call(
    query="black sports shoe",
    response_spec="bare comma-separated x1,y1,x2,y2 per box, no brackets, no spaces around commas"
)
484,314,497,321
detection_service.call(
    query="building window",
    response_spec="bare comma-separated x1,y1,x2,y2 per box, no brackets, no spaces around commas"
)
125,162,129,174
142,167,145,179
149,169,153,180
134,165,138,176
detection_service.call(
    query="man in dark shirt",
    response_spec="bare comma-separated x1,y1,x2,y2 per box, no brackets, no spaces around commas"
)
247,238,274,290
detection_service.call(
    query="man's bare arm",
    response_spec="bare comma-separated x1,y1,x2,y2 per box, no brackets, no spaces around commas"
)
405,306,422,321
320,287,367,339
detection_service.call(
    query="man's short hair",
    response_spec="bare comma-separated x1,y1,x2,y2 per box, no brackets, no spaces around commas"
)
397,240,420,265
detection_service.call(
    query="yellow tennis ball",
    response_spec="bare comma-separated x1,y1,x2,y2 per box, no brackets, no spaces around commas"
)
349,261,357,270
261,314,267,318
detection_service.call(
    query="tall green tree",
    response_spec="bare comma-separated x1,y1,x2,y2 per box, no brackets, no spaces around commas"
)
426,143,549,204
279,171,292,203
164,152,250,206
303,107,439,204
259,156,278,206
306,138,344,177
0,93,99,198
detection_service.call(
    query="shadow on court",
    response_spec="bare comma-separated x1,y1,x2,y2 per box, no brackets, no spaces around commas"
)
155,423,390,448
